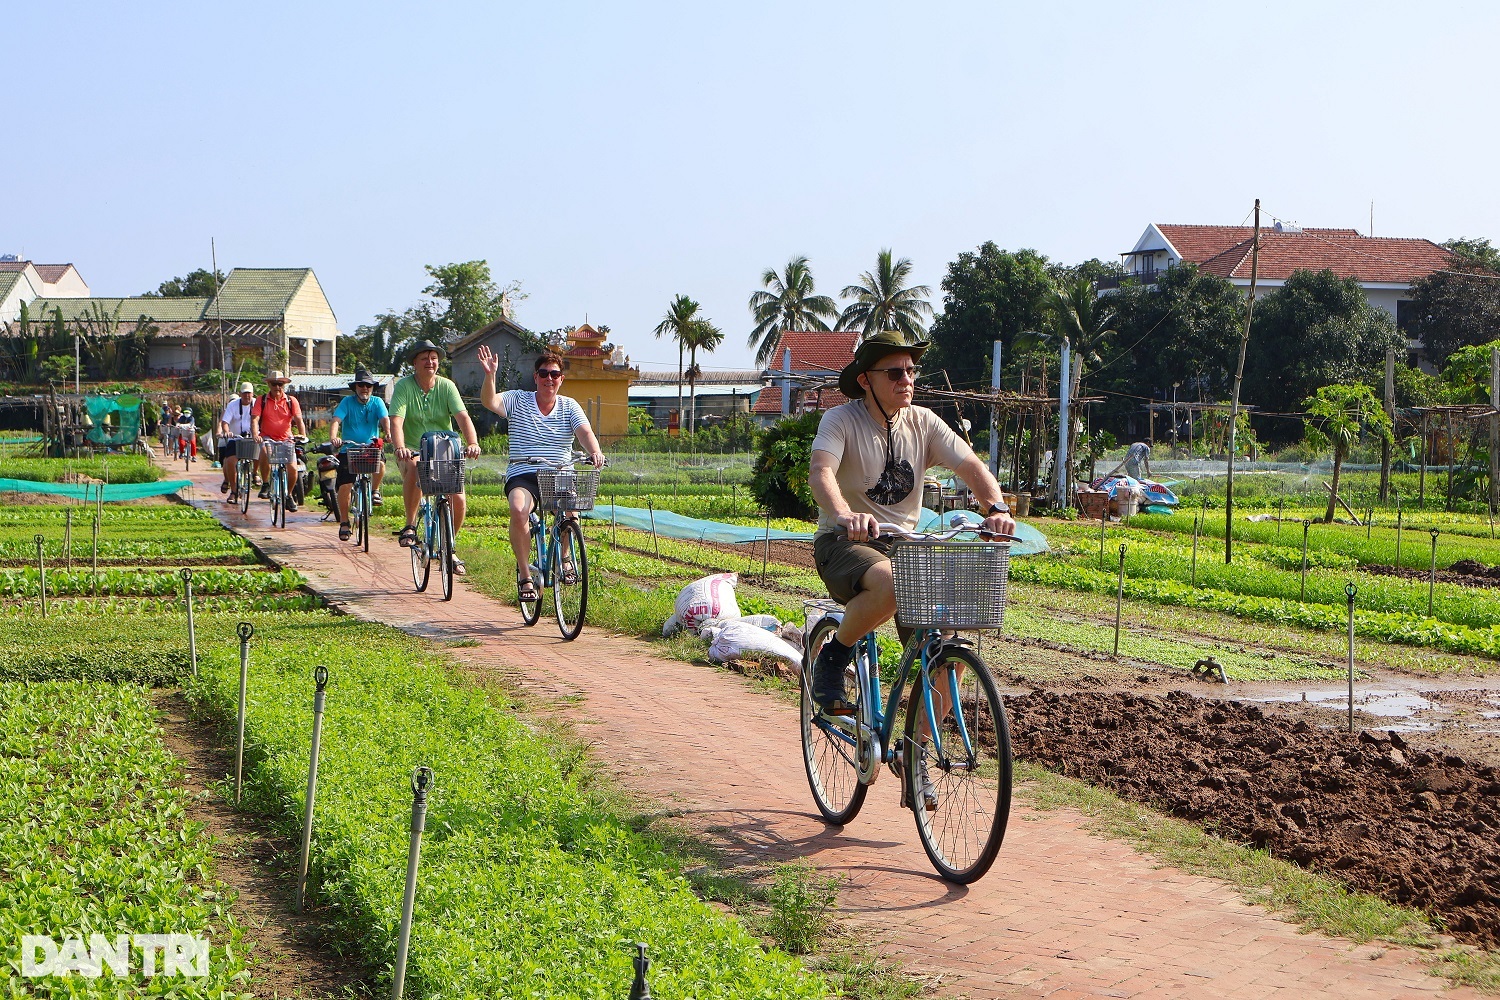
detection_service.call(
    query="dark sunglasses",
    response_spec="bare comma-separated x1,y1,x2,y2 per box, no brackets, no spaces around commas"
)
867,365,921,382
536,370,564,380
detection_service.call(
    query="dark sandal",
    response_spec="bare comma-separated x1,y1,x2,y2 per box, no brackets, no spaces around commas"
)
517,575,539,602
818,697,857,717
398,526,417,547
338,523,352,541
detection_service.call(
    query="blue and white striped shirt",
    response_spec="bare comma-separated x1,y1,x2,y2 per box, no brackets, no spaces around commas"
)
501,390,589,478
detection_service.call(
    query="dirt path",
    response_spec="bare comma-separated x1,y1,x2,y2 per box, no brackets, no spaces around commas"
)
164,467,1482,998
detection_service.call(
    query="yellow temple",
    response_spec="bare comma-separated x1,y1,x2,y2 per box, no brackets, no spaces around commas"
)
560,323,637,442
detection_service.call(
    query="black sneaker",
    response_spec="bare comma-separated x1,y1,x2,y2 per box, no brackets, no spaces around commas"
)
811,641,855,716
258,485,271,499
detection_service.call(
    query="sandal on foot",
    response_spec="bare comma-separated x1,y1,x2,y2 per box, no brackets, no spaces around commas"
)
398,525,417,547
338,522,352,541
517,575,539,602
817,697,857,718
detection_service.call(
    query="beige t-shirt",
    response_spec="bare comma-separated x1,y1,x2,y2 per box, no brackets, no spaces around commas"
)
810,401,970,534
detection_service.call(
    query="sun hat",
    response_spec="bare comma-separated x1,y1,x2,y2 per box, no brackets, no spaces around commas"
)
348,367,379,390
406,339,446,361
837,330,931,400
266,370,292,384
236,381,254,394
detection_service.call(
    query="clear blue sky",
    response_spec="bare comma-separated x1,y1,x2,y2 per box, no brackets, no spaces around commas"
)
11,1,1497,373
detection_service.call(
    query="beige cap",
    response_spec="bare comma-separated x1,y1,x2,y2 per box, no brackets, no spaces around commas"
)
237,381,254,394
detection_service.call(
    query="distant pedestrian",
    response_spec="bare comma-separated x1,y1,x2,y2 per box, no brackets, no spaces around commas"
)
1106,441,1152,481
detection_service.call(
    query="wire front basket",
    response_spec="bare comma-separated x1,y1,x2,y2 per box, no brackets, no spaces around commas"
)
345,444,383,475
233,437,260,461
419,459,465,496
537,469,601,513
890,539,1011,630
265,440,296,467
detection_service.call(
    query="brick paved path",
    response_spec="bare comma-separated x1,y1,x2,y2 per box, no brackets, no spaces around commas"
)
170,462,1475,998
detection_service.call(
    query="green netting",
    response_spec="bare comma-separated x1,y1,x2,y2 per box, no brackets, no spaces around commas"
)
584,504,1050,556
83,395,142,447
0,478,190,501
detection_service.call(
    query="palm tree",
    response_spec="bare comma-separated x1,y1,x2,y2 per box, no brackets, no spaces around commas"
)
747,256,838,367
680,317,725,436
654,294,701,429
1045,277,1118,402
837,249,933,341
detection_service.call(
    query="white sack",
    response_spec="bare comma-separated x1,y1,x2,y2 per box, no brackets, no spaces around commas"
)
662,572,742,637
703,620,804,670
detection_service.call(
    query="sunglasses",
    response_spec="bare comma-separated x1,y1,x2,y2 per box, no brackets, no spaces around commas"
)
536,370,564,380
867,366,921,382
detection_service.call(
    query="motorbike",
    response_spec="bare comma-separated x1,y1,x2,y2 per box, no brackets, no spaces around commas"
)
311,441,341,521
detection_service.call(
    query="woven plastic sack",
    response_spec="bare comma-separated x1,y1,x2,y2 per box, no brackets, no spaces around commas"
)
662,572,741,637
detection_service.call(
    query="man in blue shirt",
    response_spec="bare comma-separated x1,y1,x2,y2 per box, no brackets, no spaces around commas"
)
329,368,391,542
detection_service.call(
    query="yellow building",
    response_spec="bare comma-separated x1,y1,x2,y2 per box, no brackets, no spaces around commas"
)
559,323,637,442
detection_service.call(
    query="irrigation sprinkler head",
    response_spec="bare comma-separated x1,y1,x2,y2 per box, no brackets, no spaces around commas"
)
237,621,254,641
180,567,194,582
1345,581,1358,601
411,766,433,800
1430,528,1441,540
314,665,329,691
34,533,44,546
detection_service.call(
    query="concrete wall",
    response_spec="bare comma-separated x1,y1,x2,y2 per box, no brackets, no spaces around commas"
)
284,273,338,371
41,268,90,298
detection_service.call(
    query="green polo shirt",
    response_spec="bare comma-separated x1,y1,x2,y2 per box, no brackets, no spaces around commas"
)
389,375,466,443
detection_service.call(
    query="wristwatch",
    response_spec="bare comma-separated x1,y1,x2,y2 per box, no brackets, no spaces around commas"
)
987,501,1010,516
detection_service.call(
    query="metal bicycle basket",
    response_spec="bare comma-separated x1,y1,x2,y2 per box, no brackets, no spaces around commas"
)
890,538,1011,630
537,468,601,513
233,437,260,461
265,440,297,467
345,444,383,475
419,458,465,496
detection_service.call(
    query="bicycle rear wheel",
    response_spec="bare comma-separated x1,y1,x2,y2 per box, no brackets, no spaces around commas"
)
271,469,286,528
410,502,430,592
519,519,543,626
438,498,455,602
237,461,251,514
551,518,588,640
799,616,868,825
357,479,371,553
903,645,1011,884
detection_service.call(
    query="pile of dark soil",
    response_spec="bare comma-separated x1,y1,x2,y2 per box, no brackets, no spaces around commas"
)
1009,690,1500,947
1363,559,1500,589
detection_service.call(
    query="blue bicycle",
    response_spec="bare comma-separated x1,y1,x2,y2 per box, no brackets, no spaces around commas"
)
412,439,464,601
800,523,1016,883
518,453,601,641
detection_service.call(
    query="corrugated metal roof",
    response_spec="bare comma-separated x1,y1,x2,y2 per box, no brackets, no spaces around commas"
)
208,268,311,319
629,383,763,400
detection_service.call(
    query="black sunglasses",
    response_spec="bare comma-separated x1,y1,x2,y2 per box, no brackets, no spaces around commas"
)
536,370,564,380
866,365,921,382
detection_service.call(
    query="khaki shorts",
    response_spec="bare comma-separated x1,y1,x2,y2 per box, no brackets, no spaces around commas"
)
813,531,894,605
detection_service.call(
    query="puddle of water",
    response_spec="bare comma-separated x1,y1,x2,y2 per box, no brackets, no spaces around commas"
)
1255,689,1439,730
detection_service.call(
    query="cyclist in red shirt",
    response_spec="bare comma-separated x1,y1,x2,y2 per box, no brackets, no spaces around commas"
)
251,371,308,510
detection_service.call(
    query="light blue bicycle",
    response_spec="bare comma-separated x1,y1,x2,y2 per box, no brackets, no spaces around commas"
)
517,452,601,641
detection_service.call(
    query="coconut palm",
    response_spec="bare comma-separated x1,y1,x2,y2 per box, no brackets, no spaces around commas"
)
681,317,725,435
747,256,838,367
837,249,933,341
654,294,701,427
1045,277,1118,401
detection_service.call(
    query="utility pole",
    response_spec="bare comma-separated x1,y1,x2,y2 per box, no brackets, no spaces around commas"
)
74,334,80,395
989,340,1002,477
1491,347,1499,515
1055,338,1072,509
212,238,227,398
1225,199,1261,564
1380,348,1395,502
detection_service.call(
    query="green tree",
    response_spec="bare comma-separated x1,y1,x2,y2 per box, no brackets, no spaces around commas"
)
1043,277,1117,401
926,243,1053,393
1245,269,1404,436
421,261,523,343
1404,262,1500,368
836,249,933,340
681,317,725,435
747,256,838,367
1439,339,1500,404
1302,383,1393,523
1443,238,1500,273
654,294,701,425
751,412,821,518
351,308,425,373
143,268,225,298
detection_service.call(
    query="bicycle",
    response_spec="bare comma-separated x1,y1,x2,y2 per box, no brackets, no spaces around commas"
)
342,442,382,553
263,439,296,529
412,442,464,601
231,437,259,514
517,452,600,641
800,523,1016,884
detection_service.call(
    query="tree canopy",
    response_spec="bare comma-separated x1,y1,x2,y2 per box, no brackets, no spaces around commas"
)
422,261,523,343
143,269,225,298
747,256,838,367
837,249,933,341
926,243,1053,392
1404,262,1500,368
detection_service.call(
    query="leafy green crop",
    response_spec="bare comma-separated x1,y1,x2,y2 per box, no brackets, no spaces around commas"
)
0,682,250,997
2,567,304,599
2,455,161,484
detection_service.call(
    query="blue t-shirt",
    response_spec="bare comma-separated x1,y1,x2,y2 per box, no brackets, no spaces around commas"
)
500,389,588,478
332,394,389,451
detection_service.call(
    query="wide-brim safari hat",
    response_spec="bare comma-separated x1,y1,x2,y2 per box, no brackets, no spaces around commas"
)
837,330,930,400
406,339,446,362
348,366,379,390
266,370,292,385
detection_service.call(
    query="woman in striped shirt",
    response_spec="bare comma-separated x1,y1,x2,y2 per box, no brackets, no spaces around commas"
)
477,347,605,602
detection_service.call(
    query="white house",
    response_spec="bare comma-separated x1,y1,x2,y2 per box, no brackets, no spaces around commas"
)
0,258,89,322
1111,223,1454,332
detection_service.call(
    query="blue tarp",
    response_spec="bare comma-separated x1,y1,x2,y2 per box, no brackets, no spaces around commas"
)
0,478,191,501
584,504,1050,556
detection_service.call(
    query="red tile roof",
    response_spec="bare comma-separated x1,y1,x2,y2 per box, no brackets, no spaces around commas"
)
0,261,30,272
1155,225,1452,284
752,331,857,414
32,264,74,283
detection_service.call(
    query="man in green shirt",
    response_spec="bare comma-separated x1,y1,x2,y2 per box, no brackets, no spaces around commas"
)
389,339,482,572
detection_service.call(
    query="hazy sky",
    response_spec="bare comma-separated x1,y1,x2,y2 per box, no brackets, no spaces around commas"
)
10,2,1497,372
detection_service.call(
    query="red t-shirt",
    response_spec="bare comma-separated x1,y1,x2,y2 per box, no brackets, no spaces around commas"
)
253,393,302,440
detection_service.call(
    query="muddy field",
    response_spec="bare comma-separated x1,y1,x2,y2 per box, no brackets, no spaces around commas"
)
1010,690,1500,947
1363,559,1500,589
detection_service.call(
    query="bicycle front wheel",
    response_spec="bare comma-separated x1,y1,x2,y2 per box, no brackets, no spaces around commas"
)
438,498,456,602
271,470,286,528
410,502,430,592
800,616,868,825
903,645,1011,884
237,461,251,514
551,518,588,640
357,479,371,553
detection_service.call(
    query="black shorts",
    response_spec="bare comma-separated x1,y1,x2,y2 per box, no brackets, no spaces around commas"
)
505,472,541,509
217,443,237,464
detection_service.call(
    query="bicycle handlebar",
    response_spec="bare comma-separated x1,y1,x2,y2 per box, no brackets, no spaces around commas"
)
523,452,609,469
841,521,1020,543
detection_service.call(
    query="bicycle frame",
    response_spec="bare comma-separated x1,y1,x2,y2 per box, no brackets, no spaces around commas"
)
527,508,574,588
